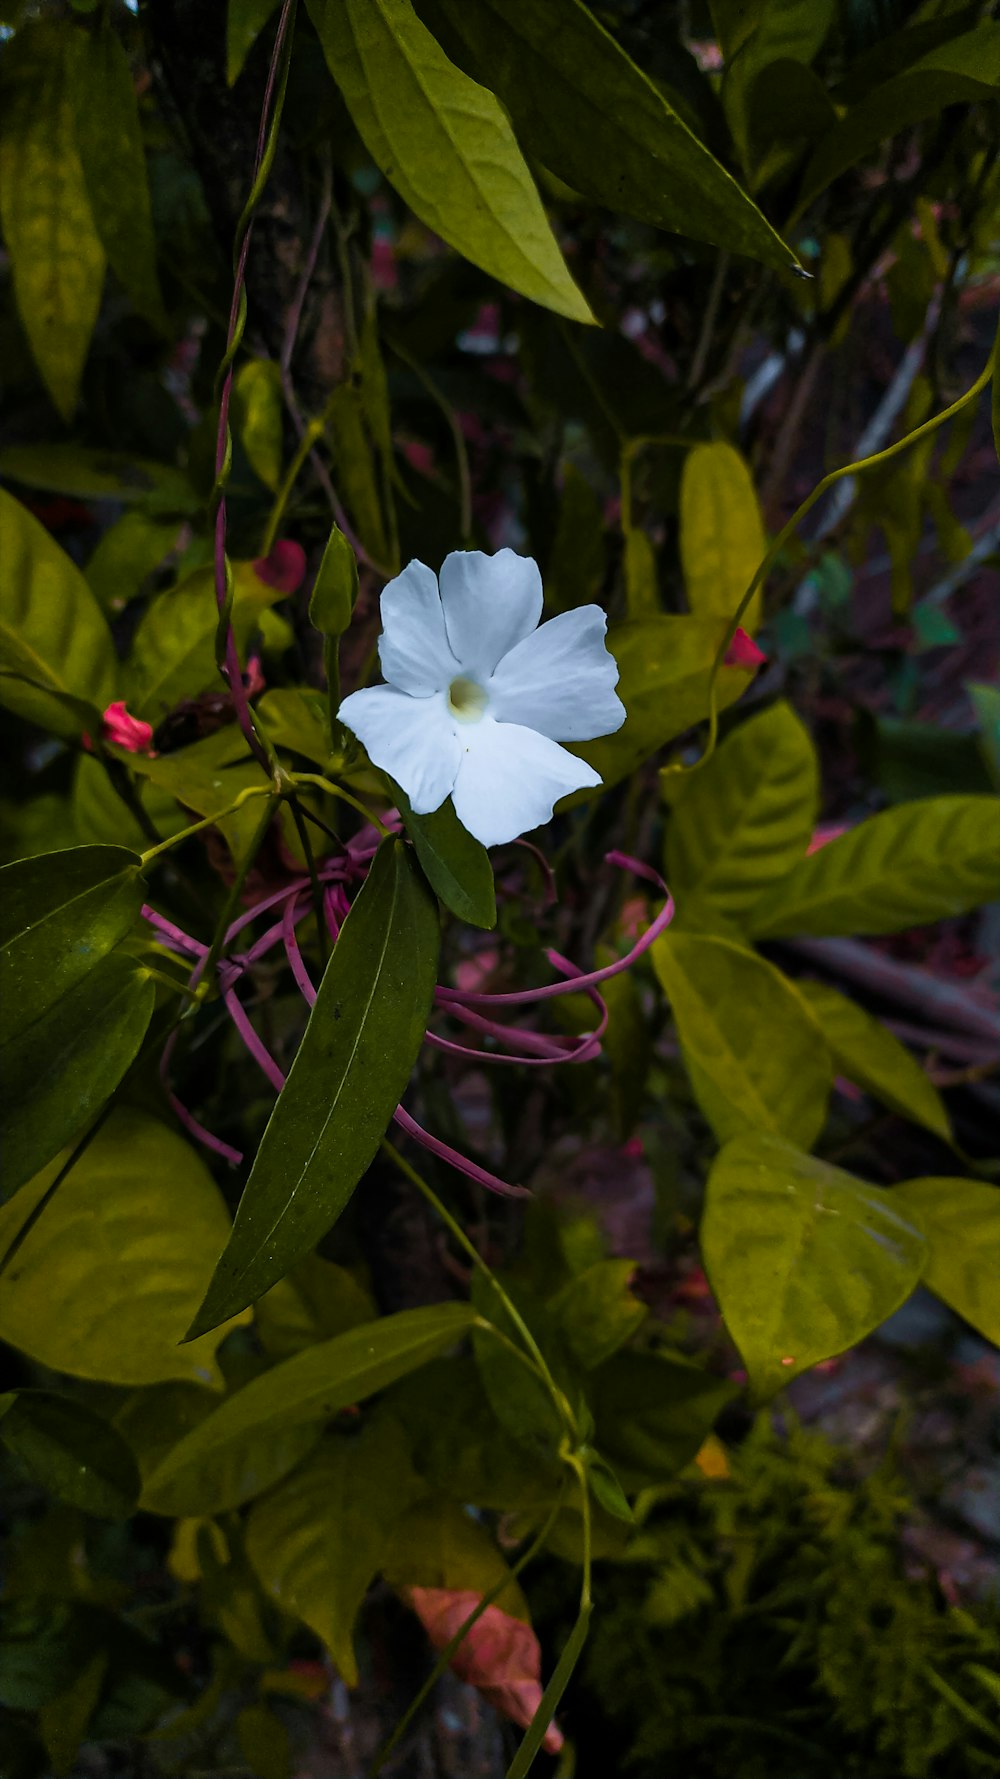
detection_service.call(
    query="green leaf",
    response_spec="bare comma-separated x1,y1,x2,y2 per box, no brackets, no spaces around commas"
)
891,1177,1000,1346
384,1494,529,1618
0,1108,251,1388
258,687,332,767
472,1274,570,1455
395,788,497,929
545,464,606,616
307,0,594,323
188,840,440,1335
233,359,284,492
389,1356,558,1511
0,951,155,1202
85,512,181,615
652,930,832,1147
39,1649,108,1778
968,681,1000,790
308,522,359,719
573,615,756,794
0,444,194,509
798,22,1000,209
748,795,1000,938
255,1255,375,1359
326,383,393,568
796,980,952,1143
125,560,288,723
0,1390,140,1520
0,21,105,417
0,843,145,1050
549,1260,647,1371
123,1385,320,1519
702,1133,927,1398
666,700,819,931
75,24,168,332
227,0,282,83
0,489,117,738
590,1351,735,1487
680,441,766,632
142,1303,478,1510
245,1417,421,1685
414,0,798,271
623,526,659,617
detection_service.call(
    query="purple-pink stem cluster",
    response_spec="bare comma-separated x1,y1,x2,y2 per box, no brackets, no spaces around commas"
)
143,839,674,1198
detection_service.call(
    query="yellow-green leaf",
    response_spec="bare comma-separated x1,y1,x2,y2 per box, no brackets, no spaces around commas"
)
653,930,832,1147
0,1109,251,1388
892,1177,1000,1346
0,21,105,418
75,24,168,332
797,980,952,1144
680,441,766,632
233,359,284,492
307,0,594,323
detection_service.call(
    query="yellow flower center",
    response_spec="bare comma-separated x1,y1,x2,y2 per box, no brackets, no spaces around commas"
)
447,675,488,723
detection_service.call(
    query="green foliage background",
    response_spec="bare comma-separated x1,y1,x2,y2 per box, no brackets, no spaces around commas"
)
0,0,998,1774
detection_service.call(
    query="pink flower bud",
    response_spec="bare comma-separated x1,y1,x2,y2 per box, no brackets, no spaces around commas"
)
723,627,767,670
253,538,306,593
100,701,156,754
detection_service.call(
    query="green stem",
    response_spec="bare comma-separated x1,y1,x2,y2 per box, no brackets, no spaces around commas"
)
287,796,329,964
292,772,392,836
139,786,274,870
382,1139,578,1442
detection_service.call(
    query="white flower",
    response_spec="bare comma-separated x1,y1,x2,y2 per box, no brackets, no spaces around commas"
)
338,549,626,848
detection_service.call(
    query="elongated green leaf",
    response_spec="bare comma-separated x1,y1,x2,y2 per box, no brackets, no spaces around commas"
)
680,441,766,632
798,22,1000,209
188,840,439,1335
123,1383,320,1519
0,444,194,509
749,795,1000,938
0,1109,251,1388
395,788,497,929
652,930,832,1147
590,1351,735,1486
666,701,818,931
0,951,155,1202
0,21,105,417
572,615,755,794
143,1303,478,1509
75,24,167,332
0,843,145,1049
0,489,117,738
233,359,283,491
892,1177,1000,1345
414,0,797,271
227,0,282,83
0,1390,140,1520
796,980,952,1143
246,1417,421,1685
702,1133,927,1397
307,0,594,323
125,561,288,722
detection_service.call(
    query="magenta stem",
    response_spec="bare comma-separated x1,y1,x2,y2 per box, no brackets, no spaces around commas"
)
393,1104,529,1199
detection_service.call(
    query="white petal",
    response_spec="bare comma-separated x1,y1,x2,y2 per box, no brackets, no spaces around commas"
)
487,606,626,742
378,559,460,696
450,716,601,848
339,685,461,815
439,549,543,680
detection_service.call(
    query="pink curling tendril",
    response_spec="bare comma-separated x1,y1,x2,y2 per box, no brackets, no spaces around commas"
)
148,846,673,1196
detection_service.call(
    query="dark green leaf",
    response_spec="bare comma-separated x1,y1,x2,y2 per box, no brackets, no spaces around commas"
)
415,0,798,270
227,0,282,83
702,1133,927,1398
550,1260,647,1370
652,930,832,1147
0,1390,140,1519
0,951,155,1202
245,1416,421,1684
142,1303,478,1509
0,444,194,509
395,787,496,929
0,21,105,417
75,25,168,332
85,512,181,615
188,839,440,1334
590,1350,735,1485
0,489,117,739
307,0,594,322
0,843,145,1049
748,795,1000,938
666,701,819,932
